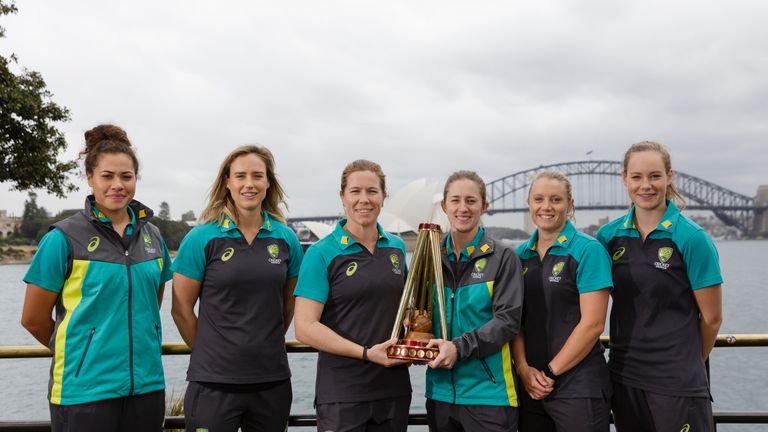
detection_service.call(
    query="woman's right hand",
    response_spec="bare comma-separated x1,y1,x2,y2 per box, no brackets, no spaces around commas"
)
367,337,410,367
518,364,554,400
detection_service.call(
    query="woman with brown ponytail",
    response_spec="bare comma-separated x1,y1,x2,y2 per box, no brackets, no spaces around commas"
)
21,124,172,432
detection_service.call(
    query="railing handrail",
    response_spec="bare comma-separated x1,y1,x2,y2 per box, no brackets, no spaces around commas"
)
1,333,767,358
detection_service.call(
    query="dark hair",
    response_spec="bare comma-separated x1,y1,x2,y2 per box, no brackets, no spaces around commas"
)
81,124,139,175
622,141,686,210
340,159,387,197
442,170,487,204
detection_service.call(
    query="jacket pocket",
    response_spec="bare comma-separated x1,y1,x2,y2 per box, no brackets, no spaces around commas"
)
75,328,96,378
480,358,496,383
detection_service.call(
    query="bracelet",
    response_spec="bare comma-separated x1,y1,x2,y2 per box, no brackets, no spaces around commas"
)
545,364,559,381
362,346,369,363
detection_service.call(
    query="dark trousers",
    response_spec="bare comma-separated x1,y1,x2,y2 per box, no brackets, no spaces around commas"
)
184,379,292,432
49,390,165,432
518,396,610,432
316,394,411,432
426,398,518,432
612,381,714,432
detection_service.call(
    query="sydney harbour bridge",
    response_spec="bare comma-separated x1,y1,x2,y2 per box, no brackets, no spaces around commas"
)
289,160,768,236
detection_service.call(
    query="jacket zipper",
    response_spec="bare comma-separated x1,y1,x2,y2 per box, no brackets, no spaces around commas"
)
480,358,496,383
75,328,96,378
126,248,134,395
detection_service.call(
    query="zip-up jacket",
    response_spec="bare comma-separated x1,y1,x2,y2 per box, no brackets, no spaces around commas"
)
425,228,524,406
24,197,171,405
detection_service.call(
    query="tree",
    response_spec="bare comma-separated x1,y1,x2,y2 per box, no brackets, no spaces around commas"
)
158,201,170,220
19,191,50,241
180,210,196,223
0,1,77,197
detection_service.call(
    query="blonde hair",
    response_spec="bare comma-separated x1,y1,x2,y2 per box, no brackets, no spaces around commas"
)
340,159,387,197
200,145,287,225
442,170,487,204
528,170,575,220
622,141,686,210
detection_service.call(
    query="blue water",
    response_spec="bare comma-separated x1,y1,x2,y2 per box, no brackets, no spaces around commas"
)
1,241,766,431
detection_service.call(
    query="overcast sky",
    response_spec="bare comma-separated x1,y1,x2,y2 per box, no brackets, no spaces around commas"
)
2,0,767,223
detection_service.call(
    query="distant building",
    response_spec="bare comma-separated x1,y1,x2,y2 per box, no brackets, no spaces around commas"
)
0,210,22,238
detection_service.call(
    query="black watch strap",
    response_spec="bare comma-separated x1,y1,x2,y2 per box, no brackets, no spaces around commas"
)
545,364,559,381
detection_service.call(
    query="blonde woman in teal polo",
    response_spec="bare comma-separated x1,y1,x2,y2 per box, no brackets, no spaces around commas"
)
21,125,172,432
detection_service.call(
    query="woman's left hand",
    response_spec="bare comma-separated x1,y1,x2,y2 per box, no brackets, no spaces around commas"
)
426,339,458,369
367,338,411,367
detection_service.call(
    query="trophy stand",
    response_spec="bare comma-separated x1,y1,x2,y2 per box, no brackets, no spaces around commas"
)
387,223,448,363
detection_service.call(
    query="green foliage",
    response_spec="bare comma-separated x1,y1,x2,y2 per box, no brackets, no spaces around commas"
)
180,210,196,222
19,192,50,241
0,0,77,197
152,217,192,251
158,201,171,220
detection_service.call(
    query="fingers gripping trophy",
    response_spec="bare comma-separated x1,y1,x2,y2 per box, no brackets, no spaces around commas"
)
387,223,448,363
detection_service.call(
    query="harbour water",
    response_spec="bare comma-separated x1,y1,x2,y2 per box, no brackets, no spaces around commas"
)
1,241,766,431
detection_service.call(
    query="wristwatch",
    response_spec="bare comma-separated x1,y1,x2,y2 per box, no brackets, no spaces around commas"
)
544,364,559,381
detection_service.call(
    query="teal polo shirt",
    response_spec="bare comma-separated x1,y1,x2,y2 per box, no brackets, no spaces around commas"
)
596,201,723,397
294,219,411,404
516,220,612,399
172,212,303,384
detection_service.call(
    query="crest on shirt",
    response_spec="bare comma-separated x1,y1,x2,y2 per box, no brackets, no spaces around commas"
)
549,261,565,283
655,246,673,270
143,233,156,254
390,254,402,275
267,243,282,264
658,247,673,263
612,246,626,261
522,267,528,275
346,262,358,276
471,258,488,279
87,236,100,252
221,247,234,262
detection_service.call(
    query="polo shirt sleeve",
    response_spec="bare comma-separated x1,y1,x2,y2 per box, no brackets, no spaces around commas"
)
285,229,304,278
575,240,613,293
595,225,611,249
682,230,723,290
159,237,173,284
171,226,209,282
23,228,70,294
294,245,330,304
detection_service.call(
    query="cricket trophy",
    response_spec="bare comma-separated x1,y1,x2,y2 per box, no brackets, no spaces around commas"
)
387,223,448,363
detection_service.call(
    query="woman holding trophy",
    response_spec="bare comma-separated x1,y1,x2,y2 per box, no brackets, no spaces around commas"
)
425,170,525,432
294,160,411,432
512,171,613,432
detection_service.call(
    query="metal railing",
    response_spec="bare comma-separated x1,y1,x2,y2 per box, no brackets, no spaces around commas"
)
1,334,767,431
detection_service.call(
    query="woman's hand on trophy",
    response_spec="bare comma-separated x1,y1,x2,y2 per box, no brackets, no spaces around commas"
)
368,338,411,367
426,339,457,369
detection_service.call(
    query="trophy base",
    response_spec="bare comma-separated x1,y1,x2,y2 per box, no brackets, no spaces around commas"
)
387,339,439,363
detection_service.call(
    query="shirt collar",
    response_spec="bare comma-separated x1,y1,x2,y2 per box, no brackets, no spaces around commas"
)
525,220,576,252
621,200,680,233
88,196,137,230
219,210,274,233
331,219,386,250
446,226,488,261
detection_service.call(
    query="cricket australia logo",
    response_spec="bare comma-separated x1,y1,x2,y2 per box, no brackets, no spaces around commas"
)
221,247,234,262
267,244,282,264
655,247,673,270
471,258,487,279
612,246,626,261
143,233,157,254
653,247,673,270
87,236,100,252
390,254,402,275
549,261,565,283
346,262,358,276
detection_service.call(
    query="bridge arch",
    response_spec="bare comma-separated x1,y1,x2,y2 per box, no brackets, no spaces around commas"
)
485,160,764,235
